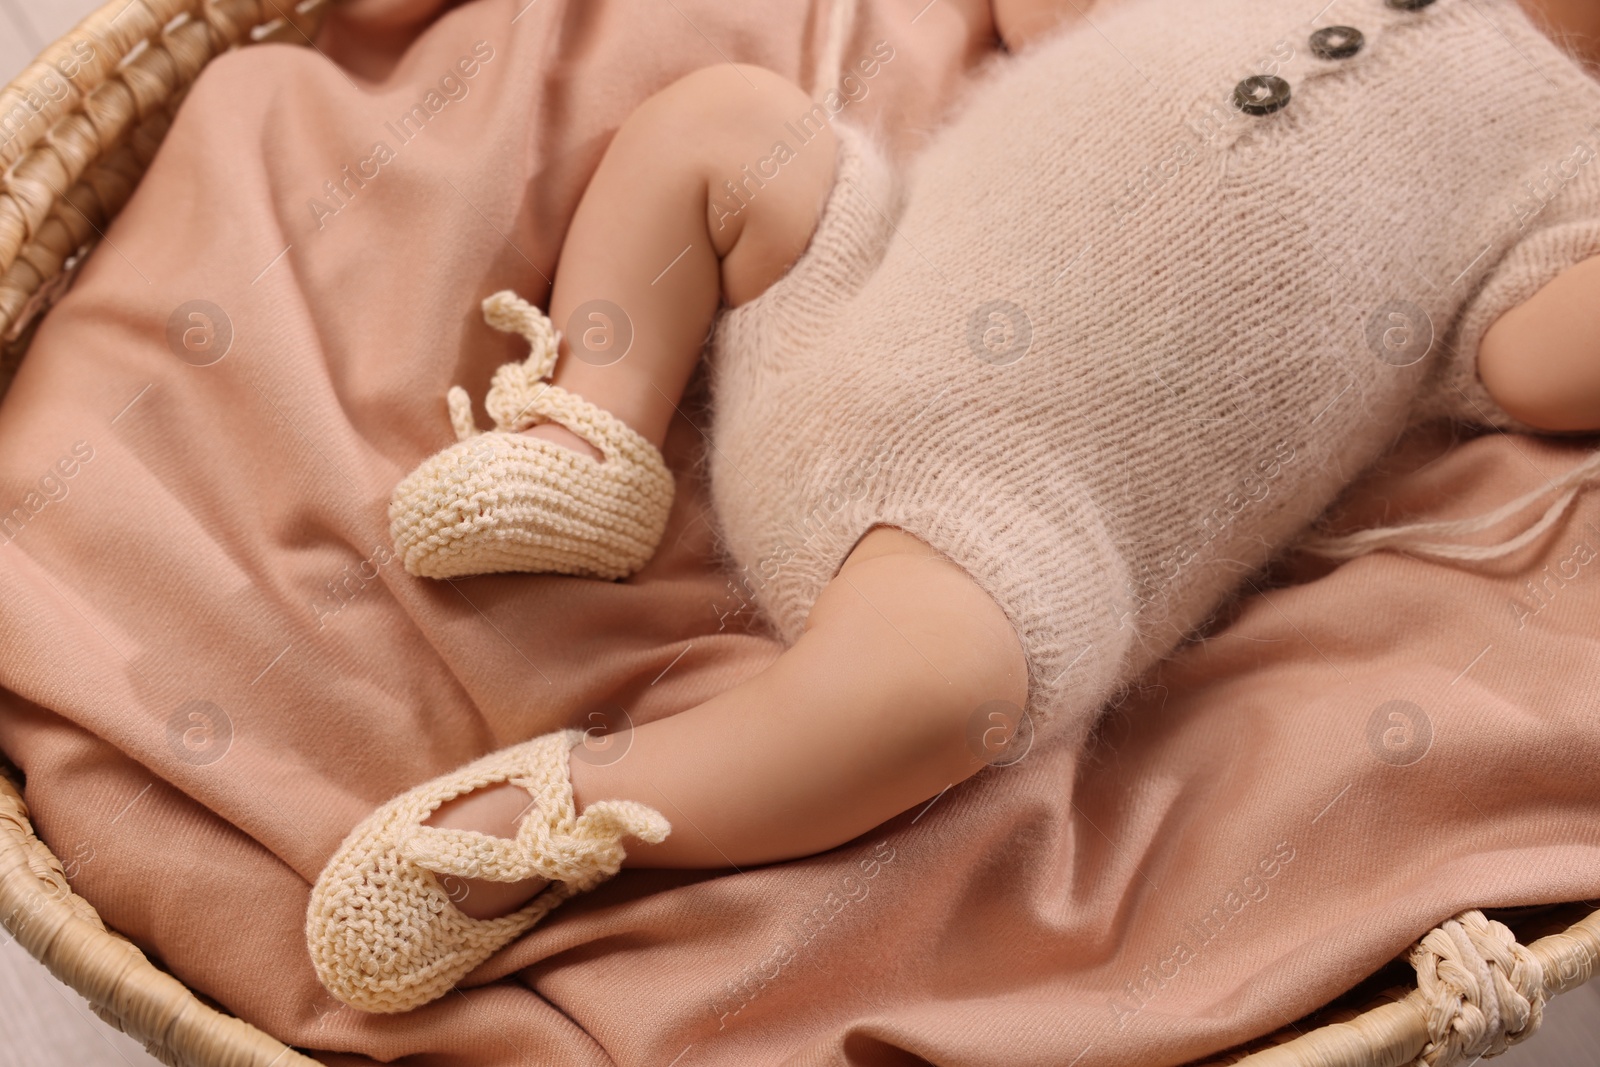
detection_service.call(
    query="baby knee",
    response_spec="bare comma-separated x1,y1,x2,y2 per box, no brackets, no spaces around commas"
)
643,63,816,148
818,532,1031,718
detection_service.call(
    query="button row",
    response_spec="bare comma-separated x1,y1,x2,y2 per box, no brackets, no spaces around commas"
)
1232,0,1437,117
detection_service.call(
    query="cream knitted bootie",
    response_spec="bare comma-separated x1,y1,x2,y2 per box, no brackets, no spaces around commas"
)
305,728,671,1013
389,290,675,580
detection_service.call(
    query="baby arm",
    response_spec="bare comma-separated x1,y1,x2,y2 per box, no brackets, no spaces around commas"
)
1469,5,1600,432
1479,254,1600,432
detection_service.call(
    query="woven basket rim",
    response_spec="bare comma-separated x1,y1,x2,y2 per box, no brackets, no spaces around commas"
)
6,750,1599,1067
1,1,330,1064
0,0,332,353
1,758,317,1065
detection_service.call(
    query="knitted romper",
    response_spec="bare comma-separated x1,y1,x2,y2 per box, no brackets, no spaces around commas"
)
706,0,1600,746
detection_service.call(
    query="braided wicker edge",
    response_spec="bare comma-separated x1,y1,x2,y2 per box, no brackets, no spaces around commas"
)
1,759,316,1067
0,0,334,369
1191,905,1600,1066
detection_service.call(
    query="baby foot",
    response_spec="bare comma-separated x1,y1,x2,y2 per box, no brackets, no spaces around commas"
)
521,421,604,463
305,728,671,1012
388,290,675,580
423,781,551,920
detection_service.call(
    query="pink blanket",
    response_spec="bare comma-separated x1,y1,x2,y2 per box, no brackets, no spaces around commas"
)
2,1,1598,1064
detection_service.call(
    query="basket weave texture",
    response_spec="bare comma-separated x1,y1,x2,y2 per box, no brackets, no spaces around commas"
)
0,2,1596,1066
2,762,316,1065
1,0,331,387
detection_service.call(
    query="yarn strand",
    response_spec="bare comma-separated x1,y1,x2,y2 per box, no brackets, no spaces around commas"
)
482,289,561,381
446,386,478,442
1296,445,1600,563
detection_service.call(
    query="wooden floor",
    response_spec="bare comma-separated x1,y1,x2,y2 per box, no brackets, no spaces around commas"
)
2,1,1599,1064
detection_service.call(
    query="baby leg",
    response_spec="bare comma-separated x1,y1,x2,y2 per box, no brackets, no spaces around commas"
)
431,526,1029,919
389,62,831,582
525,61,838,459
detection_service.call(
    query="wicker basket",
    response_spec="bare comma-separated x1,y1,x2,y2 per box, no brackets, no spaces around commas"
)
0,3,1597,1066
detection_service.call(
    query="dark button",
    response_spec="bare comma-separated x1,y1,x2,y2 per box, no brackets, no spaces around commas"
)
1310,25,1364,59
1386,0,1436,9
1233,75,1291,116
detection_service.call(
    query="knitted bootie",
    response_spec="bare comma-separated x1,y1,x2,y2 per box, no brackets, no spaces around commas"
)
389,290,675,580
305,728,671,1013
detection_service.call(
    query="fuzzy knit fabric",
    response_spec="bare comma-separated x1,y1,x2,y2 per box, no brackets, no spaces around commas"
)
304,728,671,1013
706,0,1600,747
389,291,675,580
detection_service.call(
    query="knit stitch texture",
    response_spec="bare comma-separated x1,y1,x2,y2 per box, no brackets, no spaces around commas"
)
305,728,672,1013
390,291,675,580
706,0,1600,746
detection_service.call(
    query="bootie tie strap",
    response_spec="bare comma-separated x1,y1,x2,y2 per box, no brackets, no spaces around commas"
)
442,290,665,468
397,794,669,886
445,290,564,441
481,290,566,435
398,732,670,887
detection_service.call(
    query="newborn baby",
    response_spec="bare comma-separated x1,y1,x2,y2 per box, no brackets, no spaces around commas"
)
310,0,1600,1012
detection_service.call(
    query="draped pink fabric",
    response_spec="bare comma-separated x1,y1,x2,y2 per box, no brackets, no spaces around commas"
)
1,1,1596,1063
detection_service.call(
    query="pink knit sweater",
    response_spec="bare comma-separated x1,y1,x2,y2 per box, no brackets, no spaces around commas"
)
706,0,1600,744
